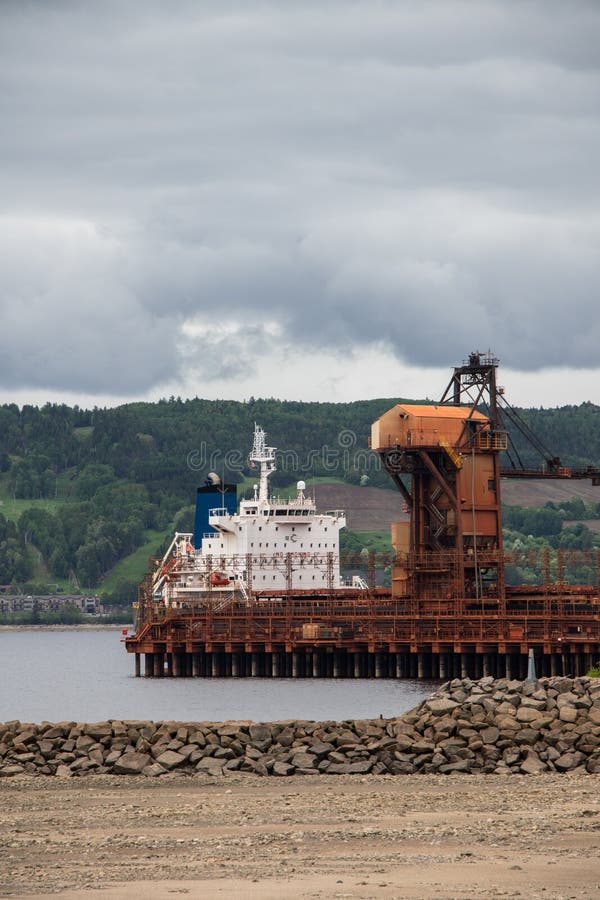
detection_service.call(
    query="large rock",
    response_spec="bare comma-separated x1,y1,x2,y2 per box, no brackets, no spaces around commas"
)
275,727,295,747
327,760,373,774
516,707,543,724
291,752,317,769
84,722,113,741
0,765,25,777
155,750,187,770
439,759,471,774
333,730,360,746
143,762,167,777
113,752,151,775
480,726,500,745
13,730,36,746
196,757,227,771
426,698,459,716
248,723,272,751
554,751,585,771
520,752,547,775
273,761,295,776
308,740,335,758
43,725,69,739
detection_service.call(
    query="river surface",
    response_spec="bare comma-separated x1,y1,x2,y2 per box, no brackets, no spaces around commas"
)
0,628,438,723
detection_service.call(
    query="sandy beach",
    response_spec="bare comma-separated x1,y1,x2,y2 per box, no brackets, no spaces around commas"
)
1,772,600,899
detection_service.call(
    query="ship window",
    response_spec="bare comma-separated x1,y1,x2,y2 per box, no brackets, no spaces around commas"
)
292,526,295,531
308,527,311,532
250,542,254,547
325,527,327,531
259,526,262,531
303,510,309,516
276,510,286,516
275,527,278,531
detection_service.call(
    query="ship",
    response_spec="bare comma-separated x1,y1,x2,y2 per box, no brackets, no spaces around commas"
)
150,425,360,610
127,353,600,681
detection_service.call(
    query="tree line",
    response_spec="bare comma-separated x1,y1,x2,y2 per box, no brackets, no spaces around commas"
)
0,396,599,591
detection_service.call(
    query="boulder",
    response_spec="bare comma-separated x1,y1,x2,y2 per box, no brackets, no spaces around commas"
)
84,722,113,741
196,757,227,771
516,707,543,724
249,723,272,744
327,760,373,774
480,727,500,745
520,752,547,775
554,751,585,772
291,752,317,769
113,752,151,775
0,765,25,777
155,750,187,770
439,759,471,774
426,698,459,716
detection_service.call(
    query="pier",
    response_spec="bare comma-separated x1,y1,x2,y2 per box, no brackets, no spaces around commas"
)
126,353,600,681
126,583,600,679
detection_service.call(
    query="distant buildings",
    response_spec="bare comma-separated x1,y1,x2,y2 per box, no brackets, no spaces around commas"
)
0,594,100,614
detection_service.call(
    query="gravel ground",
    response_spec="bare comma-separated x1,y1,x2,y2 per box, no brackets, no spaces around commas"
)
1,772,600,899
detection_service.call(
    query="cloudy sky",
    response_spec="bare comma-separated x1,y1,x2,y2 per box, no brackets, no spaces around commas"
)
1,0,599,409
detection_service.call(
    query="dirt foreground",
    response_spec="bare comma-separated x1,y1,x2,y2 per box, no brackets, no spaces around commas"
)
1,773,600,899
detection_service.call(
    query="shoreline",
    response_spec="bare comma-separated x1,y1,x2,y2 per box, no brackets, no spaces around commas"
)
0,623,131,632
2,675,600,779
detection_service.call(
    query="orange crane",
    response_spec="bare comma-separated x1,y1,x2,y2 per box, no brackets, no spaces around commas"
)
370,351,600,603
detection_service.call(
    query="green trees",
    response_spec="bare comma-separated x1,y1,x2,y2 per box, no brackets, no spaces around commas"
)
503,505,563,537
0,513,33,583
0,393,598,591
73,464,115,500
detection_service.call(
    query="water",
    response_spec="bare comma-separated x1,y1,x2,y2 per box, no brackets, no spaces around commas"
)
0,628,437,723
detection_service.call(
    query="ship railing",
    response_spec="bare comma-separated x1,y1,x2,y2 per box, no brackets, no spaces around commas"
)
267,498,316,508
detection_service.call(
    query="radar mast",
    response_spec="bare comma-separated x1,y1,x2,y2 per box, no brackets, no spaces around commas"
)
249,424,276,502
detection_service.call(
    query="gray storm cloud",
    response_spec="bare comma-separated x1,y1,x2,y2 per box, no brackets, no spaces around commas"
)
0,1,599,394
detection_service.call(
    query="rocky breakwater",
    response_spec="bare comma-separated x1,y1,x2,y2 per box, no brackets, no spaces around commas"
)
2,676,600,778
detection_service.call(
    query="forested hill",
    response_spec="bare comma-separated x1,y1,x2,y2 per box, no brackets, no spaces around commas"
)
0,396,599,593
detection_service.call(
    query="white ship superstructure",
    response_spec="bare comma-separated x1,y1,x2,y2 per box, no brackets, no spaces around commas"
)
153,425,348,605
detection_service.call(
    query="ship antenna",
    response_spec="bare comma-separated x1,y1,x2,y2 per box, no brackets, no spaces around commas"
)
249,423,276,503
